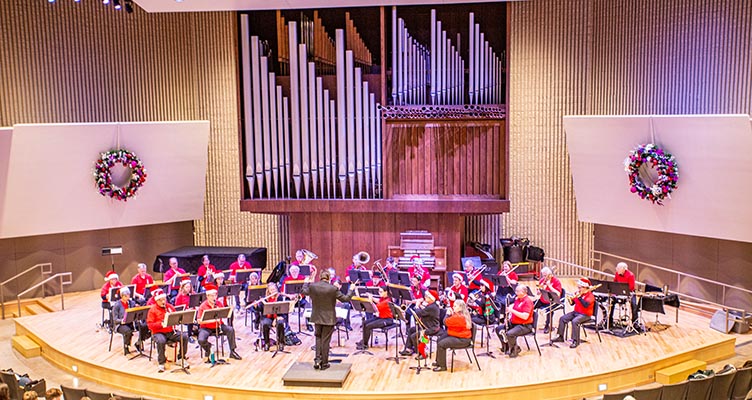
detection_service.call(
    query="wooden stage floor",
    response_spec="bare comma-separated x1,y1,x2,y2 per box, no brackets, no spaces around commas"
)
13,287,737,400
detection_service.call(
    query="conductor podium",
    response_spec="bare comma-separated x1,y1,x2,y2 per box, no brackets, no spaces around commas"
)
282,362,352,388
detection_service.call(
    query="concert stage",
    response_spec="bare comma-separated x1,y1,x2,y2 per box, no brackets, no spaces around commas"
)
12,290,737,400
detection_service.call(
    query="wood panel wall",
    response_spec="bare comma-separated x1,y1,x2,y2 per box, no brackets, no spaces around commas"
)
383,120,506,198
0,0,288,291
288,213,462,282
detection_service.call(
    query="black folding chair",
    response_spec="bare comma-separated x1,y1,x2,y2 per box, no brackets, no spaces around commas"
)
521,311,542,356
449,323,481,373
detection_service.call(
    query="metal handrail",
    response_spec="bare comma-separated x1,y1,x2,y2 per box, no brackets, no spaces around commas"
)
547,256,747,326
591,250,752,309
15,272,73,318
0,263,53,319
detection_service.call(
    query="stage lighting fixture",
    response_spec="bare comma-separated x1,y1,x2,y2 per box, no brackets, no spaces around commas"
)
114,0,121,9
48,0,55,3
124,0,134,13
103,0,110,5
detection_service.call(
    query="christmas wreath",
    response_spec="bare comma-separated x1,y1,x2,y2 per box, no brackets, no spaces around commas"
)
93,149,147,201
624,144,678,205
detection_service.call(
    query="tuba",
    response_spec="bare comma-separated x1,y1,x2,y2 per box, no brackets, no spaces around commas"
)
300,249,318,265
353,251,370,267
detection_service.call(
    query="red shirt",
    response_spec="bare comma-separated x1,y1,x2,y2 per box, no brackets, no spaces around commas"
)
408,265,430,287
197,298,226,330
510,295,534,325
410,285,424,301
174,293,190,309
614,269,636,291
574,291,595,316
130,274,154,295
537,276,562,304
229,261,251,281
197,264,218,278
375,297,393,319
147,302,176,334
501,271,519,284
445,313,472,339
281,275,303,292
449,284,469,305
100,281,123,303
164,267,186,290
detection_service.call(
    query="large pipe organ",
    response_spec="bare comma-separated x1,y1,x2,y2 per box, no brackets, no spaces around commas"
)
239,5,508,277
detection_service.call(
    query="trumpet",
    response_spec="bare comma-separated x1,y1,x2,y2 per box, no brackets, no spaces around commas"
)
566,284,602,305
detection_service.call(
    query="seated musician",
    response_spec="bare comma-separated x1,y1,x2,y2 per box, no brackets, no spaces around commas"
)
197,284,242,361
432,299,473,372
534,266,562,333
163,257,186,301
345,254,368,283
448,273,469,304
401,290,444,358
130,263,154,304
146,288,163,306
366,271,387,288
405,275,425,329
291,249,304,266
408,256,430,288
112,287,148,355
255,282,289,351
248,271,261,286
100,271,123,327
196,255,218,285
465,260,493,292
383,256,398,276
499,261,519,286
229,254,251,308
496,284,534,358
202,271,226,292
612,262,639,329
469,280,498,326
355,286,394,350
173,279,193,309
552,278,595,348
282,265,312,331
146,290,188,373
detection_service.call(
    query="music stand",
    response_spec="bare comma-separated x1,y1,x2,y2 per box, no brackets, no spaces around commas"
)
406,307,430,375
245,285,266,329
189,275,200,292
476,293,499,359
283,280,310,336
164,309,196,374
218,283,242,302
395,271,411,286
188,293,207,309
235,269,258,284
199,307,232,366
109,285,136,302
350,297,378,355
348,270,371,285
262,301,292,357
385,304,407,364
297,265,311,276
144,284,168,300
122,306,149,360
539,289,562,348
356,286,380,297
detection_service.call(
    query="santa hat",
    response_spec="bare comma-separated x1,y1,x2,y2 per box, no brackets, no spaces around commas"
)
180,278,192,288
577,277,592,288
213,271,225,279
425,290,439,301
153,290,167,301
150,288,163,298
205,284,218,295
410,255,422,264
104,271,119,281
479,279,491,289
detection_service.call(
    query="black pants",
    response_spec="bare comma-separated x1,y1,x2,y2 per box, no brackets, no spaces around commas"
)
153,331,188,365
362,317,393,345
557,311,590,343
495,323,532,348
261,316,286,344
314,324,335,365
435,336,471,368
117,323,147,347
198,325,236,356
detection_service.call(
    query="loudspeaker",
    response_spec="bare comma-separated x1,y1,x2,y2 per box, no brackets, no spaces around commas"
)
709,310,735,334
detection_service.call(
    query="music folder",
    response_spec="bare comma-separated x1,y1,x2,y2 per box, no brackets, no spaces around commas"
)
235,269,260,284
297,265,311,276
189,292,207,308
356,286,380,297
163,309,197,328
199,306,232,325
123,305,150,325
348,269,371,284
246,285,267,304
217,284,243,298
283,280,305,296
262,301,291,316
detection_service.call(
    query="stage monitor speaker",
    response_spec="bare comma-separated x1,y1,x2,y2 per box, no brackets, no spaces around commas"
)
709,310,735,334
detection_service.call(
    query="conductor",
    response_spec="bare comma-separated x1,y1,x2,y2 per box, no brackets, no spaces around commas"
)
301,266,354,370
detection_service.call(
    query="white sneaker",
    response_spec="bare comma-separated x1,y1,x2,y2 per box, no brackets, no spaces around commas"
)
158,364,165,373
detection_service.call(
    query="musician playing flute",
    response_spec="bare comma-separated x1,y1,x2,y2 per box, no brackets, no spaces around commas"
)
400,290,444,358
552,278,595,348
535,266,562,334
496,284,534,358
355,286,394,351
197,284,242,361
146,290,188,373
254,282,289,352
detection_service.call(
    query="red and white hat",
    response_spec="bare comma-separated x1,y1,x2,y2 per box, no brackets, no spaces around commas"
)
205,284,218,295
410,255,423,265
213,271,225,279
479,279,491,289
180,278,192,288
153,289,167,301
424,290,439,301
577,277,592,288
104,271,119,281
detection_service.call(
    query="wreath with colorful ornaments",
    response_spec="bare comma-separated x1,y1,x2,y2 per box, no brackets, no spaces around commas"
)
93,149,147,201
624,144,678,205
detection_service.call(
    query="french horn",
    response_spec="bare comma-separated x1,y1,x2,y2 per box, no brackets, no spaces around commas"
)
299,249,318,265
